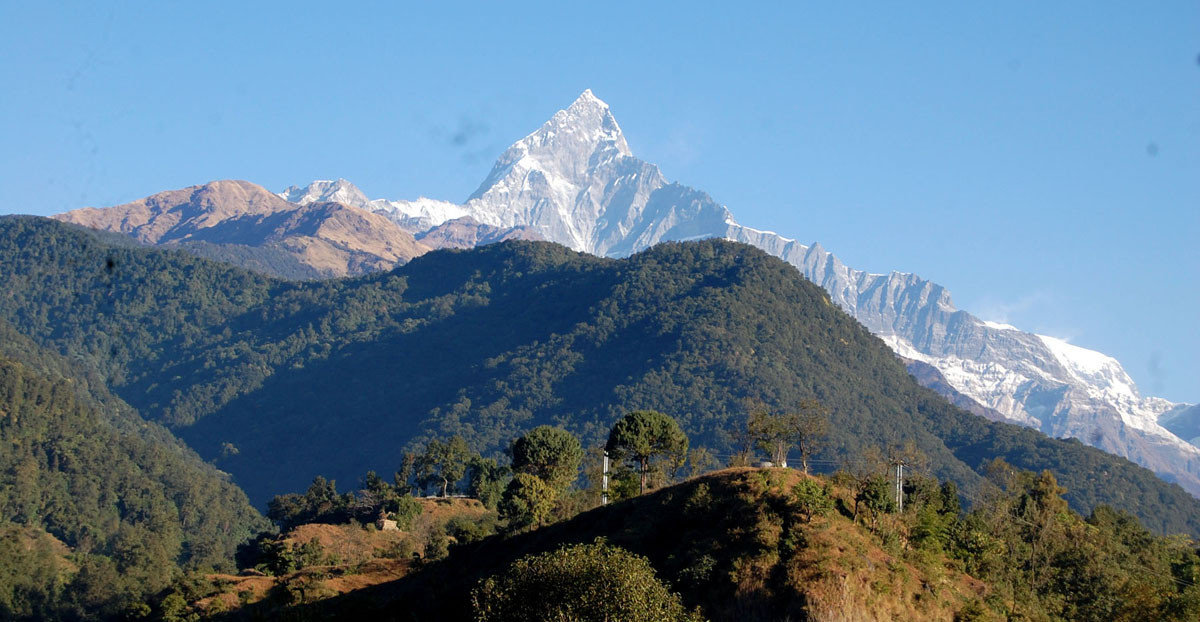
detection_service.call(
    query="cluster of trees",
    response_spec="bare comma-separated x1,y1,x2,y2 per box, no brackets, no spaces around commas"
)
260,410,705,538
401,436,508,504
264,430,521,533
264,474,420,533
739,399,829,472
262,434,513,540
795,448,1200,620
937,460,1200,619
499,426,583,530
606,410,689,494
501,411,703,529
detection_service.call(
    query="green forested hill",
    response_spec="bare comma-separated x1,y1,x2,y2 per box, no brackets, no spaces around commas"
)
0,321,269,620
168,240,328,281
2,215,1199,536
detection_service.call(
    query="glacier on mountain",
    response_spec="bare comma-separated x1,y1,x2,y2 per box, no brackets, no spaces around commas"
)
281,90,1200,494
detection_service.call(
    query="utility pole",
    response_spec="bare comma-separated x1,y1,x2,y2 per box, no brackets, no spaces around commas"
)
602,450,610,505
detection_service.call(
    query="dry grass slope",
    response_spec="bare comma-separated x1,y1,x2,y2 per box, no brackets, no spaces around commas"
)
193,497,487,617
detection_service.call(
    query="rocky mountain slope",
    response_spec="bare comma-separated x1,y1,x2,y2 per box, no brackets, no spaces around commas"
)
283,91,1198,495
415,217,543,250
1162,404,1200,446
280,179,542,250
55,179,430,277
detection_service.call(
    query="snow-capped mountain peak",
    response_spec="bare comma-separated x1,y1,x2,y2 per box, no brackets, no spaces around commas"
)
456,90,679,253
1039,335,1130,390
467,89,632,203
1035,334,1168,430
544,88,630,158
278,179,371,209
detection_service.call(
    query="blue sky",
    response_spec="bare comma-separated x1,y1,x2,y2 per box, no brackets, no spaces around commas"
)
1,2,1197,402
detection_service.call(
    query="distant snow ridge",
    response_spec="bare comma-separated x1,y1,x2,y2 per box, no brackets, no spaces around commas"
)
282,90,1200,495
279,179,370,209
368,197,466,233
278,179,465,233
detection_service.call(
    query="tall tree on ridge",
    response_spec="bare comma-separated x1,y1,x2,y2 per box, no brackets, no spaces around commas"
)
606,410,689,494
510,425,584,493
747,399,829,473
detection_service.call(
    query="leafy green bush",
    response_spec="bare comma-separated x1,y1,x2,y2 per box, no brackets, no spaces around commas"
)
387,494,422,530
423,527,450,562
792,478,834,523
856,474,896,529
445,514,498,546
471,540,702,622
499,473,556,532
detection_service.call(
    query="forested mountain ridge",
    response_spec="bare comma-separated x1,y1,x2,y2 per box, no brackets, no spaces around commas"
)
0,319,270,620
2,215,1199,537
0,216,278,391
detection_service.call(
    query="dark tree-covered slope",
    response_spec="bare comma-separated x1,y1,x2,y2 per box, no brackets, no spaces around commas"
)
0,321,270,620
169,240,328,280
1,215,1198,536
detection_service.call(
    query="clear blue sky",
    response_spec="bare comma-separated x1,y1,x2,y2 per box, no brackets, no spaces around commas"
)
1,2,1197,403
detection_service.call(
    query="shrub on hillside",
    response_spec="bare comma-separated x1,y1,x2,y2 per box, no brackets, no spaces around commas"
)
792,478,834,523
471,540,702,622
498,473,556,532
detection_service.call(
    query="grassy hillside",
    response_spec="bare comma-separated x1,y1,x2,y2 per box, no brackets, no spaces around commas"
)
1,215,1199,536
179,496,487,617
210,469,986,621
135,459,1200,622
